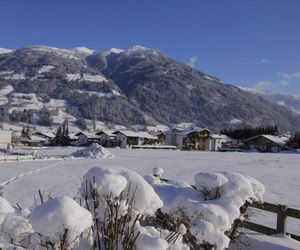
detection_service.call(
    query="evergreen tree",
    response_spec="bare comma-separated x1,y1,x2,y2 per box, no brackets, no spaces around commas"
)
54,120,70,146
287,132,300,149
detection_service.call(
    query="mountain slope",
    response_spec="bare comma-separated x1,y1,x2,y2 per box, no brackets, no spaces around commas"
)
87,45,300,131
0,45,300,131
0,46,148,126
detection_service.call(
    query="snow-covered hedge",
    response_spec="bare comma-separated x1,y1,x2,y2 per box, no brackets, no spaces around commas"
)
0,166,264,249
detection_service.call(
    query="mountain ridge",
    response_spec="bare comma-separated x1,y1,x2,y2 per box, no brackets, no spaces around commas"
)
0,45,300,132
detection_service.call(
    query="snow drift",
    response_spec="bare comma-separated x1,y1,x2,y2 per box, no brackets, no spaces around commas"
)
72,143,115,159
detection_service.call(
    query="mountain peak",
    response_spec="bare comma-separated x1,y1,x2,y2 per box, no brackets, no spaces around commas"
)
0,48,14,54
127,45,158,55
70,47,95,55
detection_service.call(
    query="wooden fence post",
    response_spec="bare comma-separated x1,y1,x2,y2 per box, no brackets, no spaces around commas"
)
276,205,288,234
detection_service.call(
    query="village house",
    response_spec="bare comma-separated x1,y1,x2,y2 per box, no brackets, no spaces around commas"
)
113,130,158,148
0,131,12,149
205,134,233,151
75,132,100,146
18,134,47,147
243,134,289,152
165,127,212,150
32,131,55,145
96,130,117,147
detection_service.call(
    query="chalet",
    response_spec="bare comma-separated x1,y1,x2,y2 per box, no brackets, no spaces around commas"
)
75,132,100,146
0,131,12,149
18,134,48,147
96,130,117,147
32,131,55,145
113,130,158,148
205,134,233,151
165,127,212,150
243,134,289,152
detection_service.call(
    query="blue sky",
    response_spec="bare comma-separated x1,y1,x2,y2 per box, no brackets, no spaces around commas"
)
0,0,299,95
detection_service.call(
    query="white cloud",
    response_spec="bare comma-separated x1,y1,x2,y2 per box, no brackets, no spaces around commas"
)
187,56,198,68
278,72,300,86
260,58,271,64
253,80,270,93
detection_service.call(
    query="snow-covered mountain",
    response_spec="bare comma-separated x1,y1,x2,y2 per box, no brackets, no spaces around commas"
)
1,45,300,131
264,93,300,115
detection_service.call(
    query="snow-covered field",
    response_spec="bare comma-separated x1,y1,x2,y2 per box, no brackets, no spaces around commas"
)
0,148,299,249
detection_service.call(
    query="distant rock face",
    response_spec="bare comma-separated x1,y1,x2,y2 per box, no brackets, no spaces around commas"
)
1,45,300,131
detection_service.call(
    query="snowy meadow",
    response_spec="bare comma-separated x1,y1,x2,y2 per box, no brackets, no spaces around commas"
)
0,148,300,249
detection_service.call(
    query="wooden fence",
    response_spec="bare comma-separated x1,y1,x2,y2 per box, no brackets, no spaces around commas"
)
241,201,300,241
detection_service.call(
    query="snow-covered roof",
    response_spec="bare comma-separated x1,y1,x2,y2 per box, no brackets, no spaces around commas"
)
210,134,233,141
114,130,140,137
114,130,158,139
137,131,158,140
244,134,289,146
262,135,289,146
76,132,99,139
31,135,48,142
169,127,212,136
34,131,55,138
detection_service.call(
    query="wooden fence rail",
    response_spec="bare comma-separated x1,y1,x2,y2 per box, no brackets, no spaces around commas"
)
241,202,300,241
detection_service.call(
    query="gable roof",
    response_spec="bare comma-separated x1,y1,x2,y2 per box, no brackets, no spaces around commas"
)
244,134,289,147
210,134,233,141
168,127,212,136
114,130,140,137
75,131,99,139
33,131,55,138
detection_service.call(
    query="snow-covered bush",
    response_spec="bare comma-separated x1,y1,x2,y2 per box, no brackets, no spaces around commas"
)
0,166,264,250
29,196,92,249
194,172,228,200
0,197,33,249
72,143,115,159
144,169,265,250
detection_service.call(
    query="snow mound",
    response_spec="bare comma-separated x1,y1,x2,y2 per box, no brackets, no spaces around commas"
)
29,196,92,243
81,167,163,216
116,168,164,215
153,167,164,177
135,221,169,250
81,167,127,197
195,172,228,191
1,213,33,237
73,143,115,159
0,197,14,225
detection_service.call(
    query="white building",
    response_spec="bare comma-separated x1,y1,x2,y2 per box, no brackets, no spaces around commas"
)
75,132,100,145
165,127,211,150
0,131,12,149
114,130,158,148
205,134,233,151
